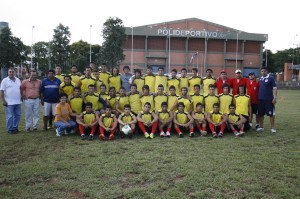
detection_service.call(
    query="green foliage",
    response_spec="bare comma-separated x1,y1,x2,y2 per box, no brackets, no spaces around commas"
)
0,27,27,68
33,41,50,72
70,40,90,72
101,17,127,70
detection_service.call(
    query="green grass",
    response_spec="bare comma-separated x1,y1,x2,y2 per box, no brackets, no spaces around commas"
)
0,90,299,199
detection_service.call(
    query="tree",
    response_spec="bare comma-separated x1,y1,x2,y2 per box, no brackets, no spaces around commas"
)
101,17,127,69
0,27,27,68
33,41,50,72
263,49,274,71
272,49,293,72
50,23,71,70
70,40,90,72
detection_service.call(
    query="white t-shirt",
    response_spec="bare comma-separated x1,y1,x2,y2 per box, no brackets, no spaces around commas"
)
0,76,22,105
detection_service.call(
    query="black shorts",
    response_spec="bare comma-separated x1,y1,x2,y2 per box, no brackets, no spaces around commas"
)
251,103,258,115
258,100,275,117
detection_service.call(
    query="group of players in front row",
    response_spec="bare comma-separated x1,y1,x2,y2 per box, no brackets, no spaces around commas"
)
55,81,250,140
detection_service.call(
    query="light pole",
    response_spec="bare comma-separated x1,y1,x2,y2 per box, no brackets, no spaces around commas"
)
236,31,239,70
292,34,298,80
90,25,92,63
168,28,172,73
31,26,35,69
131,27,133,71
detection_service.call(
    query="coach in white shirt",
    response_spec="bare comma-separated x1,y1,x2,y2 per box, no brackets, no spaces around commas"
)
0,67,22,134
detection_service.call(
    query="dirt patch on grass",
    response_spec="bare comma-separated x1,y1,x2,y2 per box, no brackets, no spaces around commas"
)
64,190,86,199
45,176,59,185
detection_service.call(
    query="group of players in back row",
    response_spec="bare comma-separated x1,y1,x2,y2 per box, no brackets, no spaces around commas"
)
50,63,277,140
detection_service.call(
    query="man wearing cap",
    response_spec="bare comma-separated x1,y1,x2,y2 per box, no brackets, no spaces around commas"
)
231,69,248,96
216,70,231,94
246,72,260,128
257,67,277,133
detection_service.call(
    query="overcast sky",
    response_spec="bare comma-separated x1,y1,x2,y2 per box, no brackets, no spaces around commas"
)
1,0,299,52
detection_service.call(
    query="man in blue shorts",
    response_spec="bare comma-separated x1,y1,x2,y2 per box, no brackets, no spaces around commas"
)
257,67,277,133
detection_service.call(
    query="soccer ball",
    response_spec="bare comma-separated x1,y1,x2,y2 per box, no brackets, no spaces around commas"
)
122,125,132,135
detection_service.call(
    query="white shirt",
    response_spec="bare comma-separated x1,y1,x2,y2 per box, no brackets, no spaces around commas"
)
0,76,22,105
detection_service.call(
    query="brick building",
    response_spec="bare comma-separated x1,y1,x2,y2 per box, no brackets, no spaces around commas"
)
121,18,267,77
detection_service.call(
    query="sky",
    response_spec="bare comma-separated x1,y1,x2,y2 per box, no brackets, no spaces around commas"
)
1,0,299,53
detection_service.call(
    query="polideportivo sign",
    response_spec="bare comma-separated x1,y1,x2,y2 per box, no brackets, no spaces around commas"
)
157,29,228,39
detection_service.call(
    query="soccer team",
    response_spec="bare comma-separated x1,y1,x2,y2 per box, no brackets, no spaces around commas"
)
0,63,278,140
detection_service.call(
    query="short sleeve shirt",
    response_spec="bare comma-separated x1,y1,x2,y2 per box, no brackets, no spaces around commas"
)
258,75,276,100
0,76,22,105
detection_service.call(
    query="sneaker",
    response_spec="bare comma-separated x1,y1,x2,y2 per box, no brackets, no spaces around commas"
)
99,134,106,140
149,133,154,139
239,131,245,136
81,135,86,140
48,125,53,130
189,132,195,137
255,124,259,129
88,134,94,140
64,130,69,136
160,132,165,137
256,127,264,132
249,123,253,127
218,132,223,138
25,128,31,132
144,132,150,139
234,132,240,136
165,131,171,137
109,134,114,140
70,129,76,134
212,132,217,138
56,129,61,137
179,132,184,138
201,131,207,136
271,129,277,133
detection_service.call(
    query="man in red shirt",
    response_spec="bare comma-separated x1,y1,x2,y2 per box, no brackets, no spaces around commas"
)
216,70,231,94
231,69,248,96
246,72,259,129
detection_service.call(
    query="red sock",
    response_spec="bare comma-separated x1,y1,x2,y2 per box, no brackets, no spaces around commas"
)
175,127,181,134
201,125,206,131
190,128,194,133
209,123,215,133
151,121,158,134
100,126,105,135
78,124,85,135
196,123,201,131
90,125,96,135
138,121,147,134
159,128,164,132
132,128,135,134
166,128,171,132
220,123,226,132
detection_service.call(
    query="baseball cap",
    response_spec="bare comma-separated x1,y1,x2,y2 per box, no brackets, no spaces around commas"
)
248,72,255,76
220,70,227,74
235,69,242,74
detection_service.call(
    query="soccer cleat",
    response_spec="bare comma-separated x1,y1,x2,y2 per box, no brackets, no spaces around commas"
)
81,135,86,140
88,134,94,140
166,131,171,137
189,132,195,137
55,129,61,137
256,127,264,132
160,132,165,137
144,132,150,139
149,133,154,139
271,129,277,133
218,132,223,138
212,132,217,138
109,134,115,140
234,132,240,136
99,134,106,140
201,131,207,136
179,132,184,138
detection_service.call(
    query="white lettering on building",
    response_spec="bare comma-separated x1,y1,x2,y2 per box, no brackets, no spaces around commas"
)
157,29,226,38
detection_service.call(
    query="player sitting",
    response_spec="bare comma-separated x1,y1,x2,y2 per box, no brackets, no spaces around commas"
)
192,102,207,136
206,103,227,138
98,105,117,141
156,102,173,137
76,102,99,140
173,102,194,138
137,102,158,139
118,104,137,138
227,104,247,136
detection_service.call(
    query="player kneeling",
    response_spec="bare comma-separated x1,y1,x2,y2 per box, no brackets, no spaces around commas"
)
173,102,194,138
227,104,247,136
206,103,227,138
192,103,207,136
98,105,117,140
137,102,158,139
76,102,99,140
118,104,137,139
156,102,173,137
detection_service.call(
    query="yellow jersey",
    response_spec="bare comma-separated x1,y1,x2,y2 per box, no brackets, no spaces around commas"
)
69,96,83,114
204,94,219,113
144,74,156,93
175,111,189,124
60,82,75,97
167,78,180,95
140,94,154,111
157,110,170,121
155,75,168,92
194,111,205,119
234,95,250,116
101,113,114,127
109,75,122,92
202,76,216,95
190,93,204,112
80,76,96,93
140,111,153,122
55,74,65,82
179,77,189,91
99,72,111,91
178,97,192,112
98,92,108,110
107,96,117,110
128,92,142,115
189,76,202,94
117,95,129,112
210,111,223,123
154,94,168,111
133,78,145,93
95,79,103,92
120,112,134,123
168,94,179,111
219,93,233,114
85,93,100,111
70,74,81,86
82,111,97,124
228,112,240,123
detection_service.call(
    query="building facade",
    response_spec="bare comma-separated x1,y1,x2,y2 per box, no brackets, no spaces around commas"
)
121,18,267,77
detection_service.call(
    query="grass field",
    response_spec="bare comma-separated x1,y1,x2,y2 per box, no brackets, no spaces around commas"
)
0,90,299,199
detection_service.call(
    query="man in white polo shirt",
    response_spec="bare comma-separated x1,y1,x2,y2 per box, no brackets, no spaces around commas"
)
0,67,22,134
